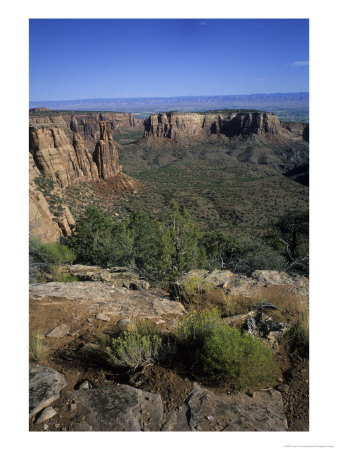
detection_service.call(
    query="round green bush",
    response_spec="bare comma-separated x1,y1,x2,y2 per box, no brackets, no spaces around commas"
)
200,326,278,392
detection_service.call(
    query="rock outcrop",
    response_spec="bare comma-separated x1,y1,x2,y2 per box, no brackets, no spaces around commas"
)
29,119,125,241
173,269,309,303
29,126,101,189
29,282,186,324
163,383,288,431
29,111,142,149
92,122,121,180
29,364,67,419
66,384,163,431
143,110,308,145
29,153,75,242
64,265,150,289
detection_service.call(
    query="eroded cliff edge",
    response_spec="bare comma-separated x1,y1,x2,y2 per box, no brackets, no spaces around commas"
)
29,121,126,243
143,110,308,142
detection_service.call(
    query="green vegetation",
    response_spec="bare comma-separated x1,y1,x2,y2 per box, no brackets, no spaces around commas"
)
29,237,76,282
102,329,165,370
29,333,46,362
64,201,205,283
283,312,309,358
200,326,278,392
34,176,65,218
175,308,222,345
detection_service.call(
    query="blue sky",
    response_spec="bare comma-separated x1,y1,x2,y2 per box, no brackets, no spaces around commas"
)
29,19,309,101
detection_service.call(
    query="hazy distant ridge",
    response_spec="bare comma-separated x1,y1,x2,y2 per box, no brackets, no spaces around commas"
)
30,92,309,111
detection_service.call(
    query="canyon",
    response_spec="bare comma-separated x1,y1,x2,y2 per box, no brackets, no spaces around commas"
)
29,111,141,242
29,109,309,243
143,110,308,142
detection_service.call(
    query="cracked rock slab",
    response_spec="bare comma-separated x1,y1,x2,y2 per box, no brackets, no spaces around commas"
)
66,384,163,431
163,383,288,431
29,364,67,419
29,282,185,323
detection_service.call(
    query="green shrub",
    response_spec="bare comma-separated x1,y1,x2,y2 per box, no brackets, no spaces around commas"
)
283,312,309,358
29,333,46,362
200,326,278,392
104,330,164,370
29,237,76,282
29,237,76,265
175,308,222,346
49,265,78,282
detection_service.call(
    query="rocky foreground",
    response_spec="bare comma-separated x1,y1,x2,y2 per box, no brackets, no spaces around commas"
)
29,269,309,431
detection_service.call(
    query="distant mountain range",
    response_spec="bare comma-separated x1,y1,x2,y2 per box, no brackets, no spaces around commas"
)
30,92,309,114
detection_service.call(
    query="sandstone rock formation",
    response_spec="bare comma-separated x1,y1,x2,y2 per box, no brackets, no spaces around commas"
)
29,126,101,189
92,122,121,180
29,111,142,149
29,119,126,241
143,110,307,143
29,153,75,242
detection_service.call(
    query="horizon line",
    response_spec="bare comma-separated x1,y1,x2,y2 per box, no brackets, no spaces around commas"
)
30,91,309,103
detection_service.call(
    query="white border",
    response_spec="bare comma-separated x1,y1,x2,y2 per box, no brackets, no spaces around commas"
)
1,1,337,449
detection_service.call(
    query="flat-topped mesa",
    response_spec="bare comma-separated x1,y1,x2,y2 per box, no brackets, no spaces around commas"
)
143,110,288,141
93,122,121,180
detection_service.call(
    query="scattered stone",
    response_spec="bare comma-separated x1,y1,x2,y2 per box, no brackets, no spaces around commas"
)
69,402,77,412
54,423,60,428
46,324,71,338
129,280,150,290
78,380,91,390
43,424,48,431
68,329,79,337
95,312,110,322
35,406,57,424
29,364,67,419
276,384,290,393
163,383,288,431
116,318,133,330
243,312,288,339
72,422,93,431
66,384,163,431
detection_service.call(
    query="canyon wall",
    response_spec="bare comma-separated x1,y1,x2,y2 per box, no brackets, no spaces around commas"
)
143,111,307,142
29,121,122,242
29,111,142,149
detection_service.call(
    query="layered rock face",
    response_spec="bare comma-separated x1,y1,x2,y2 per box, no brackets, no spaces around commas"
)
143,110,304,141
29,122,122,242
29,126,100,188
29,153,75,242
92,122,121,180
30,111,141,148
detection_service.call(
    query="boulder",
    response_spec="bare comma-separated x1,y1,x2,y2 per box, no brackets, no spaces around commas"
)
163,383,288,431
66,384,163,431
29,364,66,419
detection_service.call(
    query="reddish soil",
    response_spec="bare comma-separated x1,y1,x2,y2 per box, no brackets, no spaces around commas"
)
29,296,309,432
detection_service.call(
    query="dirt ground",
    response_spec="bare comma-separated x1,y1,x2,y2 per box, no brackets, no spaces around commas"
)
29,296,309,432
